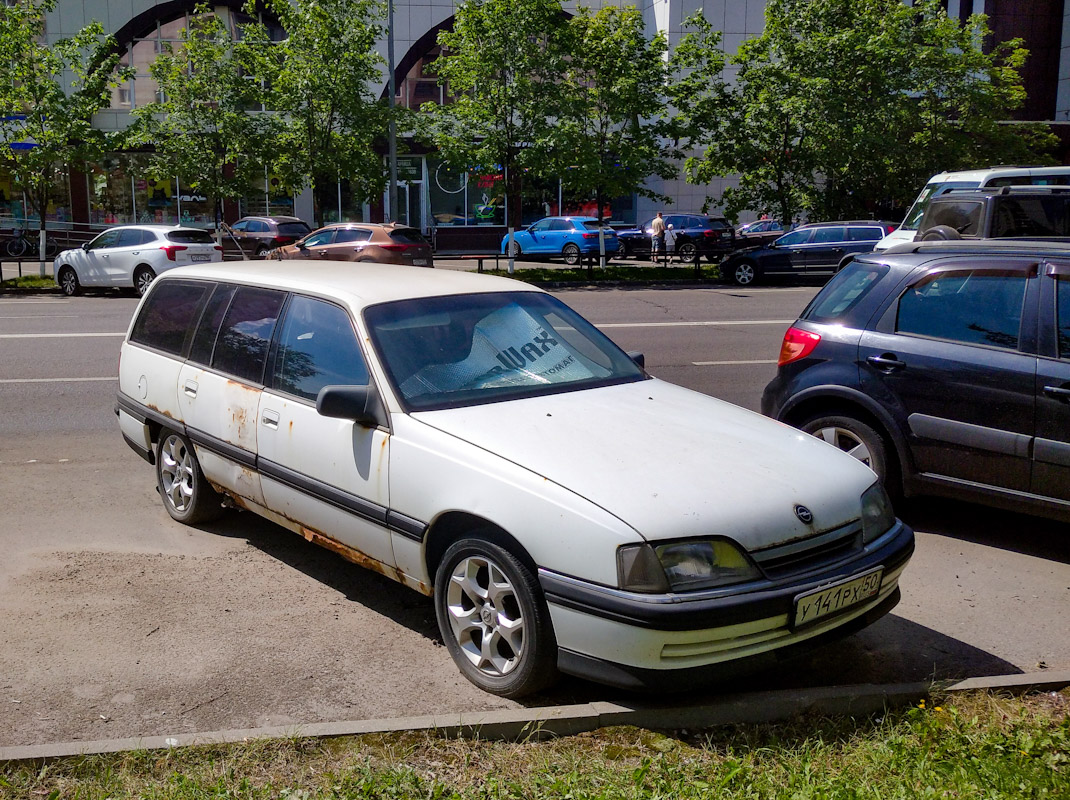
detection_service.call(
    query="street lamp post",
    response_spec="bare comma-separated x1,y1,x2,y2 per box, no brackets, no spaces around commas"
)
387,0,399,223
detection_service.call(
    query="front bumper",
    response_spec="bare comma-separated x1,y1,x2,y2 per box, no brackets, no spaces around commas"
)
539,520,914,689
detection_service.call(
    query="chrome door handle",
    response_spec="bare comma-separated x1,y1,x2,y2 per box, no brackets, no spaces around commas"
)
183,379,198,397
867,354,906,371
1043,385,1070,400
261,410,280,429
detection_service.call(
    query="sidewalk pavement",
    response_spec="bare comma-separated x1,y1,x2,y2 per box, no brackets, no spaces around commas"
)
2,671,1067,761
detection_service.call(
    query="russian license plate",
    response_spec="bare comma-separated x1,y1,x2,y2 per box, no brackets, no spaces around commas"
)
412,258,429,266
793,567,883,629
191,254,210,262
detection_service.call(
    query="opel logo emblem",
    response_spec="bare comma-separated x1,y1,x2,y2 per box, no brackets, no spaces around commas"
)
794,504,814,524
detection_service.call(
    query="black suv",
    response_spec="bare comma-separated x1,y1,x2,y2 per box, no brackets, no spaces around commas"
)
720,221,895,286
917,186,1070,242
762,240,1070,522
616,214,735,261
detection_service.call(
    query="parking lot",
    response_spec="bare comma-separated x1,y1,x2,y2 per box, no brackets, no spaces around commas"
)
1,283,1067,748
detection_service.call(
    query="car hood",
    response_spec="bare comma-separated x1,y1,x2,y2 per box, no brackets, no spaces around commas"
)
409,379,876,550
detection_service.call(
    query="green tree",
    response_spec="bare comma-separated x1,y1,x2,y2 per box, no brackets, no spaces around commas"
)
132,5,271,227
257,0,392,227
689,0,1056,225
0,0,132,268
422,0,568,244
550,6,683,268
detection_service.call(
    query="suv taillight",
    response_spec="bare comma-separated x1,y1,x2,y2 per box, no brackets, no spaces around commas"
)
777,326,822,366
161,244,188,261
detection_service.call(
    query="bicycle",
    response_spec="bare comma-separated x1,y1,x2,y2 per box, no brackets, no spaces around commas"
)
4,228,59,258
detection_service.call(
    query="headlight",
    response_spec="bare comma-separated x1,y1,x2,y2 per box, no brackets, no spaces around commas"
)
617,539,761,593
861,482,895,543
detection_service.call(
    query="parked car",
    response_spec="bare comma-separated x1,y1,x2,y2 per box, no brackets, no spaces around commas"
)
501,216,619,265
616,214,735,261
720,221,894,286
53,224,223,297
269,222,433,267
117,261,913,697
916,186,1070,242
226,215,312,258
735,219,788,247
762,239,1070,522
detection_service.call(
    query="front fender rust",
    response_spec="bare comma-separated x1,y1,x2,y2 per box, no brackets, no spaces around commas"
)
297,526,428,592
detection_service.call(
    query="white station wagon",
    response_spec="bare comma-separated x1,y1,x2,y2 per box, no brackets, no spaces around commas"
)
116,261,914,697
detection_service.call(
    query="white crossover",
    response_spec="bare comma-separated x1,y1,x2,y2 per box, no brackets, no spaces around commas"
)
116,261,914,697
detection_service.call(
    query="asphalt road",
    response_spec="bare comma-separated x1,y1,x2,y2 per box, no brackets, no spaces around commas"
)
1,279,1068,747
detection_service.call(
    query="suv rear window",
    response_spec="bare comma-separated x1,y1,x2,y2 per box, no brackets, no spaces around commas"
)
389,228,429,245
277,222,311,237
130,280,210,355
167,229,215,244
802,262,888,323
925,201,982,236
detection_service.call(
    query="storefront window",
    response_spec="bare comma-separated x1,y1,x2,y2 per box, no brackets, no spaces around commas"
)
0,167,71,224
469,170,504,225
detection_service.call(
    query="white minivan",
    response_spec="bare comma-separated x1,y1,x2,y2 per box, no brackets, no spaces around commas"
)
117,261,914,697
876,166,1070,251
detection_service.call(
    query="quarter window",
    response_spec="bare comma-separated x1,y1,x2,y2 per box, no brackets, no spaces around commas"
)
129,280,210,355
211,287,285,383
896,269,1028,350
1057,277,1070,359
811,227,847,244
272,296,369,401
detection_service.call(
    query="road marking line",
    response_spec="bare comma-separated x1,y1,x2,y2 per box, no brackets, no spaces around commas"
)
692,359,779,366
596,320,794,328
0,376,115,384
0,299,68,304
0,314,81,319
0,332,124,339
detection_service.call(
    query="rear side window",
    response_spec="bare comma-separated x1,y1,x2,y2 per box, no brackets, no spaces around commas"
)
189,284,235,365
811,226,847,244
167,229,214,244
990,197,1070,237
803,262,889,323
336,228,373,244
130,280,210,355
277,222,311,237
896,269,1028,350
211,287,285,383
272,296,369,401
389,228,429,245
848,227,882,241
1057,277,1070,359
925,201,982,236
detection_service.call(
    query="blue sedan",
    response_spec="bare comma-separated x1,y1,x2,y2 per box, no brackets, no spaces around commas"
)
500,216,619,264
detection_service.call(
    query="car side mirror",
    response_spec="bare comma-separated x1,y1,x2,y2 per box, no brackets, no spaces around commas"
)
297,241,308,249
82,242,91,251
626,351,645,368
316,384,387,429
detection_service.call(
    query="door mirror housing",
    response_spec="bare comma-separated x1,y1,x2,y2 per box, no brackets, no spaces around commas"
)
626,351,645,369
316,384,387,429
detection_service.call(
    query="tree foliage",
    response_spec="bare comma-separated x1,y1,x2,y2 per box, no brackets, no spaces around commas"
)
422,0,568,228
133,6,271,224
0,0,132,258
258,0,392,227
689,0,1057,224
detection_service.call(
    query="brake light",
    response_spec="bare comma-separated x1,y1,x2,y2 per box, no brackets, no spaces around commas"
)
214,245,223,252
161,244,188,261
380,243,411,251
777,326,822,366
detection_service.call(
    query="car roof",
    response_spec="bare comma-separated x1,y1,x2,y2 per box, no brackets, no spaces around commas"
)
797,220,890,228
872,239,1070,258
318,222,417,230
237,215,307,224
161,260,544,308
106,224,200,231
933,186,1070,199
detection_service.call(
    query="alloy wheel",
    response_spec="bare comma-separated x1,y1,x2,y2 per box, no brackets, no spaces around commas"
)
159,434,195,514
444,554,525,677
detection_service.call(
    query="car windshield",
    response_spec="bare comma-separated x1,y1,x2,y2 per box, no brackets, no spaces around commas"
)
901,180,980,231
365,291,646,411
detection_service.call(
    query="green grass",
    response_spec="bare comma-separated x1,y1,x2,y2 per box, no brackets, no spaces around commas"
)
0,274,55,290
2,690,1066,799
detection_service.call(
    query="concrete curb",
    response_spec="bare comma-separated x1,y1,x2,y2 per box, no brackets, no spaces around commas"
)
2,670,1067,762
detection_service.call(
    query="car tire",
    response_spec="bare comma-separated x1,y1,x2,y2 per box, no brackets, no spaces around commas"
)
562,243,581,266
57,266,81,296
434,537,558,698
155,429,224,525
726,259,759,286
255,244,270,258
506,240,522,258
800,414,897,491
920,225,961,241
133,266,156,297
677,241,698,262
620,240,632,259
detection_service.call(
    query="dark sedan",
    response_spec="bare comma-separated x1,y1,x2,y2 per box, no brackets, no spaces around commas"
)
720,221,893,285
